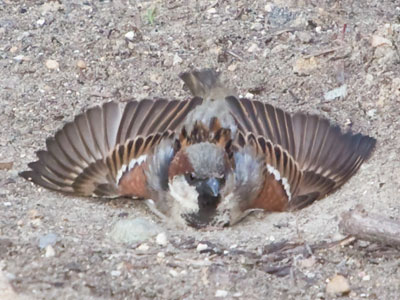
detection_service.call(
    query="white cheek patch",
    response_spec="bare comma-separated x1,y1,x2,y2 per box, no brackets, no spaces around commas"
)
168,175,199,213
266,164,292,200
115,154,147,184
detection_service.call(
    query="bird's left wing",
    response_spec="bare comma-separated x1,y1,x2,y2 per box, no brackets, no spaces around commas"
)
20,98,202,197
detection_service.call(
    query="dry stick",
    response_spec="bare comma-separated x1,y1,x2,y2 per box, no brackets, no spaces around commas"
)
339,208,400,248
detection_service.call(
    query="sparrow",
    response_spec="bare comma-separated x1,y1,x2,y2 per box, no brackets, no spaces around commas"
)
20,69,376,228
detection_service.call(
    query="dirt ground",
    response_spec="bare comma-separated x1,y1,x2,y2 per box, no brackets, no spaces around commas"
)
1,0,400,299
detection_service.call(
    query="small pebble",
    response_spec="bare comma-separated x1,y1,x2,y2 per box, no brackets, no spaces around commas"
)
299,256,316,268
324,84,347,101
137,243,150,251
155,232,167,246
45,59,59,70
39,233,58,249
37,19,45,26
31,218,42,227
215,290,228,298
111,270,121,277
245,92,254,99
264,3,273,12
109,218,160,244
169,269,178,277
362,275,371,281
13,55,25,62
45,245,55,257
271,44,289,54
149,73,163,84
247,43,260,53
157,252,165,258
173,53,183,65
207,8,217,14
293,57,318,75
365,74,374,85
28,209,42,219
297,31,313,43
76,60,86,69
251,23,263,31
326,274,351,296
124,31,135,41
366,109,377,118
196,243,208,252
227,64,237,72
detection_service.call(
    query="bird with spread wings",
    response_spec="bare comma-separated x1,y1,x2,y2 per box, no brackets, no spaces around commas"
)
20,69,376,228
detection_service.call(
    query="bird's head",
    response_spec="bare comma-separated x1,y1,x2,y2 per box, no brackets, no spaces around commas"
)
167,142,235,228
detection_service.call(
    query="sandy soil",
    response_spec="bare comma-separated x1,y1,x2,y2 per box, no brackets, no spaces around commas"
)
1,0,399,299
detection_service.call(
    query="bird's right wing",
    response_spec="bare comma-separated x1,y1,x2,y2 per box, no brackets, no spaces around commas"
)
228,97,376,209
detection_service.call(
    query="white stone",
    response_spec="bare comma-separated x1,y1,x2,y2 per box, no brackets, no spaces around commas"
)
324,84,347,101
244,92,254,99
124,31,135,41
45,59,59,70
196,243,208,252
45,245,55,257
111,270,121,277
215,290,228,297
207,8,217,14
264,3,273,12
37,19,45,26
362,275,370,281
13,55,25,62
137,243,149,251
366,109,377,118
155,232,168,246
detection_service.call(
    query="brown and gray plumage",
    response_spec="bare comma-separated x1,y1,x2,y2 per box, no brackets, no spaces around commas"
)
20,69,376,228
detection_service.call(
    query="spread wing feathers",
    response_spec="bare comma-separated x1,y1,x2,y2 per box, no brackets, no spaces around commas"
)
227,96,376,200
226,97,296,156
115,97,202,143
287,171,335,210
291,113,376,190
106,131,174,183
244,133,302,198
20,98,202,196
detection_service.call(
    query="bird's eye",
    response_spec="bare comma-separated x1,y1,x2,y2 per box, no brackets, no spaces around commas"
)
185,173,197,184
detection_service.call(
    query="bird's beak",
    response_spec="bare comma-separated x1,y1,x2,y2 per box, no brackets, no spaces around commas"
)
197,177,220,197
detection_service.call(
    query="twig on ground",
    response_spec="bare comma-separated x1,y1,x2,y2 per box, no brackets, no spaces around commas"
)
339,206,400,248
